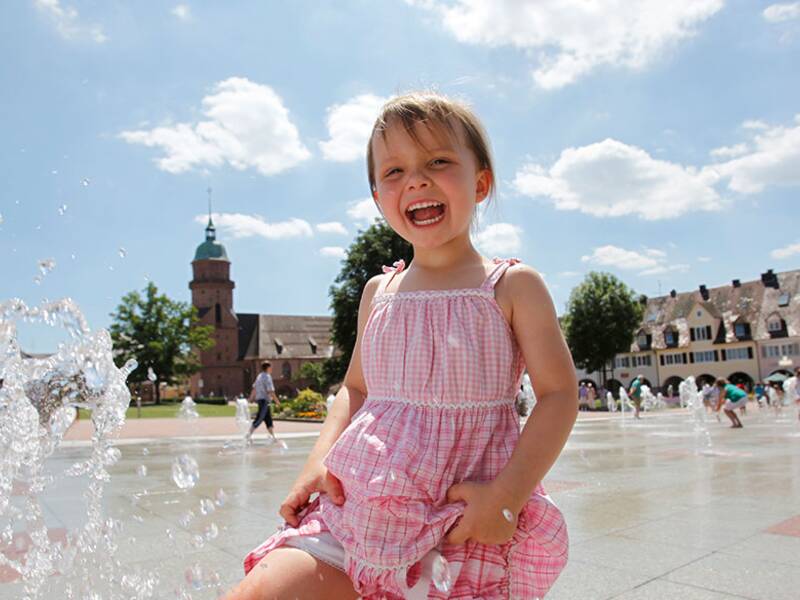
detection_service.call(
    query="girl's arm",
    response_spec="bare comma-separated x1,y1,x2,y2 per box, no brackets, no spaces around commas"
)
278,273,381,526
490,264,579,513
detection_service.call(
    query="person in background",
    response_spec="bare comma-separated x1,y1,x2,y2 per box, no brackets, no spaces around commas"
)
715,378,747,428
629,375,643,419
248,361,280,443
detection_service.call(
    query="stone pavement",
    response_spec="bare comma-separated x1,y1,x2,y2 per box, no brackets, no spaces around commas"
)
3,408,799,598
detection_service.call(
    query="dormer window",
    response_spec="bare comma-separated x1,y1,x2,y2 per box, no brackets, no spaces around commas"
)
734,322,751,339
691,326,711,341
637,332,648,348
308,336,318,355
767,316,782,332
274,338,284,355
778,292,790,307
664,328,677,347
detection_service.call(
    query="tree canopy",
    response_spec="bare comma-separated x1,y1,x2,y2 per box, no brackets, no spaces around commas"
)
325,220,413,385
109,282,215,404
563,272,644,384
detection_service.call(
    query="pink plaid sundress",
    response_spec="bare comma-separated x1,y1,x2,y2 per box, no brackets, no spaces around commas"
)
244,258,569,599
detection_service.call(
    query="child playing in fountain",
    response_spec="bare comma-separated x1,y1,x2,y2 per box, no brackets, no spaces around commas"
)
226,92,578,600
715,378,747,428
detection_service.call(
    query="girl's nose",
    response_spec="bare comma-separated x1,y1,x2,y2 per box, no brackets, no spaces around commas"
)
406,169,430,190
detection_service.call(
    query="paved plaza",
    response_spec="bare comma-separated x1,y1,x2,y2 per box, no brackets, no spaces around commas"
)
3,409,800,599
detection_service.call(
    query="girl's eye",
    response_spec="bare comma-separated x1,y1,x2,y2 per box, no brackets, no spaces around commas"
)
430,158,449,166
384,168,401,177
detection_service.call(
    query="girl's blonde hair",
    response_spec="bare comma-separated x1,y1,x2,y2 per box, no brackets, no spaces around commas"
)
366,92,495,198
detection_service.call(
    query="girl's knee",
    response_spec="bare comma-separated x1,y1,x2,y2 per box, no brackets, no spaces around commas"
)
223,547,357,600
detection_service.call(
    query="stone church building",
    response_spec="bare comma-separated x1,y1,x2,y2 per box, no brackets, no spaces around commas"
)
188,217,337,399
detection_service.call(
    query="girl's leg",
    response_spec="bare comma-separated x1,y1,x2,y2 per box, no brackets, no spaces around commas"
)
723,409,738,427
223,547,358,600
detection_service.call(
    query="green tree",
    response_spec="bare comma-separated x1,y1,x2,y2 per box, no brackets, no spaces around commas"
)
110,282,215,404
295,361,326,393
325,220,413,385
563,272,644,385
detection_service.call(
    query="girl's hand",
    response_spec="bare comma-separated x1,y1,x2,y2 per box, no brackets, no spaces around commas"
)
279,462,345,527
444,481,518,546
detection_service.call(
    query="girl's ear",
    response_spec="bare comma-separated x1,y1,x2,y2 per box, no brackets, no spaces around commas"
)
475,169,492,204
372,190,385,216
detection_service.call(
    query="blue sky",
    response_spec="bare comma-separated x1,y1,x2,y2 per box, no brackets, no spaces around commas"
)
2,1,799,352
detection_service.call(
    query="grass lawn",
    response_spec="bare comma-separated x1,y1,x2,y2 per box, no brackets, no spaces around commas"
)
77,403,238,419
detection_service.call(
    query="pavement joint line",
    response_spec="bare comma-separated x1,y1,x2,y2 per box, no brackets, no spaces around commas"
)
60,431,321,448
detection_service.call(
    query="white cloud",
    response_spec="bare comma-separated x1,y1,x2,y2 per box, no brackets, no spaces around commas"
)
697,256,712,262
581,245,689,276
771,241,800,259
474,223,523,256
742,119,769,130
315,221,348,235
120,77,311,176
405,0,723,89
347,198,383,227
514,138,722,220
558,271,582,277
710,143,749,159
35,0,107,43
319,246,347,259
172,4,191,20
195,213,313,240
319,94,387,162
763,3,800,23
702,114,800,194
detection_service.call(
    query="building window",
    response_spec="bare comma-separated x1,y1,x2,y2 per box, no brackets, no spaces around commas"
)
692,350,715,363
767,317,782,332
778,292,790,307
282,362,292,380
664,329,677,346
734,323,749,339
308,336,318,355
274,338,284,355
725,347,750,361
637,333,648,348
664,352,685,365
691,326,710,341
215,303,221,324
615,356,630,368
763,345,781,358
632,355,651,367
780,343,799,356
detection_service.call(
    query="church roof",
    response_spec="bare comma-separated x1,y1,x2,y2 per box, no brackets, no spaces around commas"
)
237,313,337,361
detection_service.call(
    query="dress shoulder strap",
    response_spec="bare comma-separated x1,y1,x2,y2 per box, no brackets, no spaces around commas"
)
481,257,521,291
377,259,406,294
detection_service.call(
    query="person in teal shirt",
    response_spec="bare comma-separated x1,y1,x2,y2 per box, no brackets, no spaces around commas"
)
629,375,643,419
715,378,747,428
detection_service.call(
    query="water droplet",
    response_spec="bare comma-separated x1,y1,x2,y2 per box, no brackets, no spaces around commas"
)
82,178,90,187
70,253,76,260
104,447,121,466
118,247,127,259
502,508,514,522
214,488,227,507
0,213,4,225
58,204,68,216
34,275,43,285
132,515,144,524
136,464,147,477
142,447,149,456
432,554,452,592
200,498,215,515
172,454,199,490
192,534,205,549
179,510,196,528
204,522,218,540
147,367,157,382
184,563,203,590
51,169,58,175
165,527,175,540
38,258,56,275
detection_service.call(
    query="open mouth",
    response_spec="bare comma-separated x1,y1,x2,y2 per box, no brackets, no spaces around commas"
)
406,201,446,226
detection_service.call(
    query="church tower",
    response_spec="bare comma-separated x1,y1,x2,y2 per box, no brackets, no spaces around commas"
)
189,196,240,397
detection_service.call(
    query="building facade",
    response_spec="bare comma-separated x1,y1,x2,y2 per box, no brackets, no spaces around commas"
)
188,217,337,398
576,268,799,395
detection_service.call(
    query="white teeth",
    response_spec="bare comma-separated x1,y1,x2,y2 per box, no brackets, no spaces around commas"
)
413,213,445,226
407,201,443,212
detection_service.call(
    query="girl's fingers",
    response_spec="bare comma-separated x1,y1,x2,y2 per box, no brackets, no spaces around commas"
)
324,473,345,504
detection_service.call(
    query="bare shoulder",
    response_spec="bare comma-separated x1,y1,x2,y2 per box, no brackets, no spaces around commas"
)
362,273,384,301
495,263,551,322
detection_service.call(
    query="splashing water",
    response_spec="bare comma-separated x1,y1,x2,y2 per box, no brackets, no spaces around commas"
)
0,298,149,598
680,376,714,455
37,258,56,276
118,247,127,259
178,395,199,420
606,391,617,412
57,204,68,216
146,366,157,382
431,553,453,593
172,454,200,490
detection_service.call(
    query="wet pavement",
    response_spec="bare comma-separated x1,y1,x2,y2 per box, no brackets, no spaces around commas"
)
2,408,799,599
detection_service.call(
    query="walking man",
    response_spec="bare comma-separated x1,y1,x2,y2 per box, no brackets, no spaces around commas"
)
248,361,280,443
